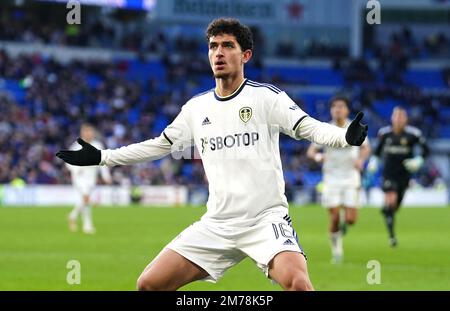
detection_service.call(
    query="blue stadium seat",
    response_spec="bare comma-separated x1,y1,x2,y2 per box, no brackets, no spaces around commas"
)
124,59,166,81
439,107,450,121
372,99,403,120
404,69,445,88
303,171,322,187
0,79,26,104
265,66,343,86
127,107,140,126
182,163,193,178
86,74,102,89
439,125,450,138
153,114,169,133
284,171,296,185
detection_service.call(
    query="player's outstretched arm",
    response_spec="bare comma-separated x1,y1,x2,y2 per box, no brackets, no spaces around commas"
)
297,112,368,148
57,134,174,167
56,138,101,166
57,104,192,167
100,134,173,166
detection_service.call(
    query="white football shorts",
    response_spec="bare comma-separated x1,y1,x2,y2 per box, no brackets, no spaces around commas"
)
74,182,95,196
165,211,306,283
321,184,361,208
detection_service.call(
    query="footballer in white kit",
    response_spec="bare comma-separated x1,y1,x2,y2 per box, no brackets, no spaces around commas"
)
56,18,368,291
67,124,112,234
307,97,370,263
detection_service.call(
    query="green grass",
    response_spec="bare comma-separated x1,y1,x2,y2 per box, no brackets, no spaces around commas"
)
0,205,449,290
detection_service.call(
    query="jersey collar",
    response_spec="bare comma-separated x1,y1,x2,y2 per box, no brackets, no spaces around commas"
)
214,79,247,102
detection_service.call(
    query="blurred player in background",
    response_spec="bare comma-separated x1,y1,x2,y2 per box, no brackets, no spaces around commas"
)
367,107,429,247
307,96,370,263
67,123,112,234
57,18,368,291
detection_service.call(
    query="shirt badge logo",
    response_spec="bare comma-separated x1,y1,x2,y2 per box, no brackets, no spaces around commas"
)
239,107,252,123
401,138,408,145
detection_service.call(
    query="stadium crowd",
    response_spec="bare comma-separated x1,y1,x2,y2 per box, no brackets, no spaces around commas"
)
1,7,449,59
0,10,448,191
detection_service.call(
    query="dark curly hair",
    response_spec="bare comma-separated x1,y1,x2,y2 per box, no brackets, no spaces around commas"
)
206,18,253,52
330,95,351,110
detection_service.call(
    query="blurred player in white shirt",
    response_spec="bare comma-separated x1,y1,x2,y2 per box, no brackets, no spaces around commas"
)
67,124,112,234
57,18,368,290
307,96,370,263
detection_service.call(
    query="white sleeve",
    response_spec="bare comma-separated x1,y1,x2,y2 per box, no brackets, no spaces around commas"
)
100,106,193,167
268,91,309,139
296,116,349,148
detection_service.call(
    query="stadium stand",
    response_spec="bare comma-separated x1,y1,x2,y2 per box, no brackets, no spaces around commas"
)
0,5,448,198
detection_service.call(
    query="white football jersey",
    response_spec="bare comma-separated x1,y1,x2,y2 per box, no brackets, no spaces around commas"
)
318,119,369,187
67,140,111,190
101,79,349,227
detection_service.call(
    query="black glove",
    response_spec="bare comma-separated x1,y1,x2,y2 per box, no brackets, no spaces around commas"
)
56,138,101,166
345,112,368,146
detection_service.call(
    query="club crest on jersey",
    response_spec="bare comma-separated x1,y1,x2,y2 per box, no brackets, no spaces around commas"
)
239,107,252,123
401,137,408,145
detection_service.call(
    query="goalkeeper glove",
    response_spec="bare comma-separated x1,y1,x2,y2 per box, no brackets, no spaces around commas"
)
56,138,101,166
403,156,424,173
367,156,378,173
346,112,368,146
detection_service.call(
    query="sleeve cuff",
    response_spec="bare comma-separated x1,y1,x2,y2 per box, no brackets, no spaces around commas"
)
100,150,107,166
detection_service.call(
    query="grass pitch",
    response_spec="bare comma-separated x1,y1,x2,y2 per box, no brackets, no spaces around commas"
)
0,205,449,290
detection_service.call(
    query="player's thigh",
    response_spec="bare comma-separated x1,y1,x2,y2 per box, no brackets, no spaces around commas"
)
382,178,399,206
238,213,307,280
328,207,340,223
268,251,313,291
343,187,360,223
384,191,398,206
150,221,244,285
137,248,208,291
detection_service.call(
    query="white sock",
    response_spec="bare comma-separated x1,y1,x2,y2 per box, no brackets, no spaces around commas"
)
69,201,84,221
330,231,343,259
82,205,94,230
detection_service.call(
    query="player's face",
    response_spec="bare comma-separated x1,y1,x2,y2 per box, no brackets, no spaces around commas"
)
208,34,252,79
391,108,408,130
330,100,349,122
81,126,95,142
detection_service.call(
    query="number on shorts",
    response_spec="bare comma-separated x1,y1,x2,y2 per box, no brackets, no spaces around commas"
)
272,223,294,239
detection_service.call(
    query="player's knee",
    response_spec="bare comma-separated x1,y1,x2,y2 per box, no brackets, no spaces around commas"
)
136,276,151,291
285,272,313,291
137,275,164,291
137,274,178,291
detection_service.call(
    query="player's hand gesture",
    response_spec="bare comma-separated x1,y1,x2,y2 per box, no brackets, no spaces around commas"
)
56,138,101,166
346,112,368,146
